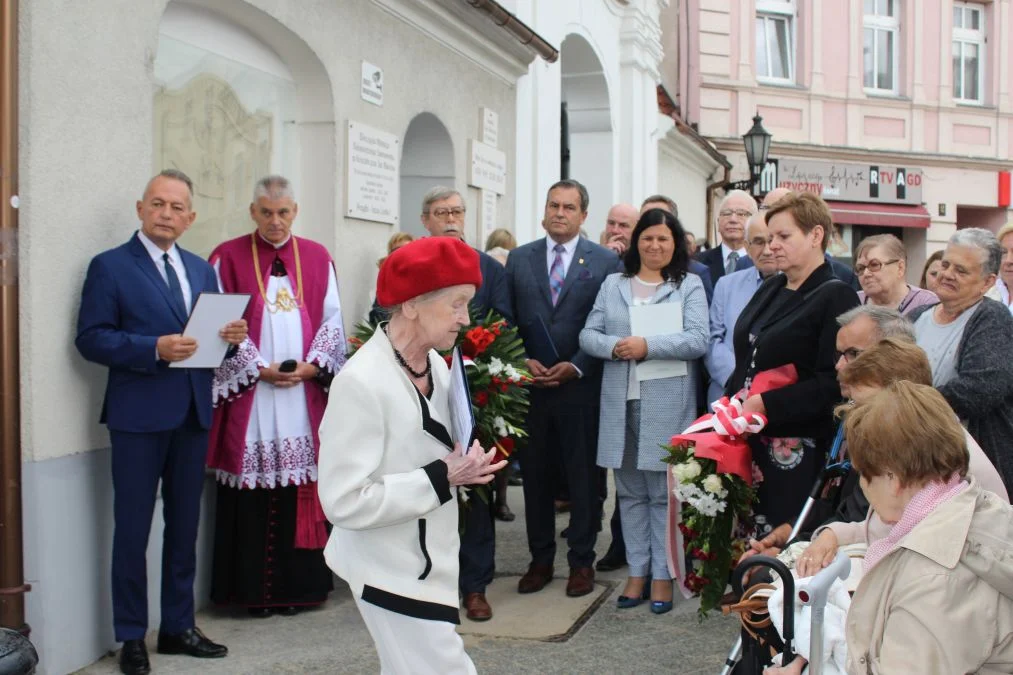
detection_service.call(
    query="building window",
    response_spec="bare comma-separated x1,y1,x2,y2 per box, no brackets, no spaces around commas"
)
863,0,899,93
952,2,985,103
755,0,795,83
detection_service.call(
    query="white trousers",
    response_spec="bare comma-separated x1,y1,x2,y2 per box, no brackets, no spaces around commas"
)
355,598,477,675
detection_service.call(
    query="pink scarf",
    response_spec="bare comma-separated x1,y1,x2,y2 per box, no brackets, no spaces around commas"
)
864,474,967,573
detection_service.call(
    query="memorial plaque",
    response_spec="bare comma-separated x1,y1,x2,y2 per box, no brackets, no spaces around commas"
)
346,120,399,225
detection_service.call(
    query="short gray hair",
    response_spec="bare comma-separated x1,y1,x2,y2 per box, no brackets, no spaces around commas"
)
948,227,1002,277
422,186,463,214
717,189,758,216
837,305,915,342
146,169,194,207
253,175,295,202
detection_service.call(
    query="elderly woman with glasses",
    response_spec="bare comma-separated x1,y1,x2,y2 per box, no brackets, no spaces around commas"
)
854,234,937,316
910,227,1013,495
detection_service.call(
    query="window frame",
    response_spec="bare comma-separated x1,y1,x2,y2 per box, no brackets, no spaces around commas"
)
755,0,796,85
863,0,900,95
952,1,986,104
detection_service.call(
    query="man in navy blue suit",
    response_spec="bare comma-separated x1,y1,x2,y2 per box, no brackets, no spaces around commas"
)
694,189,758,287
76,170,247,675
507,179,620,598
413,186,513,623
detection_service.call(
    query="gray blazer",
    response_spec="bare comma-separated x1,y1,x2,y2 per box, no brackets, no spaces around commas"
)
579,272,709,471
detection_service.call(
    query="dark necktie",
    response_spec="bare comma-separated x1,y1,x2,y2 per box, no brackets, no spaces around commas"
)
162,252,188,317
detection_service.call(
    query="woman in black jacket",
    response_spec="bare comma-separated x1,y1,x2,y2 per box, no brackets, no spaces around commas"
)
726,192,860,536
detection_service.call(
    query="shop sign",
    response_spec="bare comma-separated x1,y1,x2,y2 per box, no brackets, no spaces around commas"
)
467,140,507,195
775,158,923,205
346,120,399,225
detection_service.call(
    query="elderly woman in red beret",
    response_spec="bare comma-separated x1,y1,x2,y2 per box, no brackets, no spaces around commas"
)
317,237,505,674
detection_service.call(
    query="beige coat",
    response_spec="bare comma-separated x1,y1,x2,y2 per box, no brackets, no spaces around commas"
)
845,481,1013,674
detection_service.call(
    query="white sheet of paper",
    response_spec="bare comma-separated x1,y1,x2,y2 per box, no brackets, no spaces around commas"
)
448,347,475,452
629,301,687,381
170,292,252,369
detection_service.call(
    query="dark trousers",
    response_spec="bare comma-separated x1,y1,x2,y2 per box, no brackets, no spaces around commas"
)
520,402,600,569
458,490,495,594
109,407,208,642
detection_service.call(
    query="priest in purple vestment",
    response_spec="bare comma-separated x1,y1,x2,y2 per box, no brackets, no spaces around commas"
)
207,175,346,616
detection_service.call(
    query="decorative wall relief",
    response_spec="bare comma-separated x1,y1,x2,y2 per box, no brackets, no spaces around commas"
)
154,73,273,257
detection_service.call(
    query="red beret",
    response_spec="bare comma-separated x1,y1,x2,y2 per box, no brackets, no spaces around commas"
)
376,236,483,306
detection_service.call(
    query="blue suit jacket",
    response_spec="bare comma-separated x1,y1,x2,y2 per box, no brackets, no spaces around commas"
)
736,253,860,291
704,267,765,405
76,233,221,432
506,237,620,405
473,249,513,323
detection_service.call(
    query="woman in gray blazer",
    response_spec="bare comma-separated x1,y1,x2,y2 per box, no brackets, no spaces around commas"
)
579,209,708,614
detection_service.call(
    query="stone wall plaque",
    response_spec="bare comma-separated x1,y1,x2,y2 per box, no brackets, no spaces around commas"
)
346,120,400,225
467,140,507,195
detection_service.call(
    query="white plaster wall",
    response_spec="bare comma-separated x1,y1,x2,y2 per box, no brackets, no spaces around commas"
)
570,131,614,242
513,0,638,244
18,1,523,671
658,142,717,240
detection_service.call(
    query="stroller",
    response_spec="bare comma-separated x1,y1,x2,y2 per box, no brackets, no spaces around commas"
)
719,427,854,675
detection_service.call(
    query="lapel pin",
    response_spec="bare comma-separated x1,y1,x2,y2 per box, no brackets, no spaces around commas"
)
578,258,584,265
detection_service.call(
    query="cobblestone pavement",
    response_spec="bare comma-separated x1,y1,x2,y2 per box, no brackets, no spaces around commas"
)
79,480,740,674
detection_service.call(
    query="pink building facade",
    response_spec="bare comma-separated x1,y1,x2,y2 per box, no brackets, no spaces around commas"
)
664,0,1013,280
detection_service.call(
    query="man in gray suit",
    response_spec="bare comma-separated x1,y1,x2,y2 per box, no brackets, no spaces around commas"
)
506,179,620,598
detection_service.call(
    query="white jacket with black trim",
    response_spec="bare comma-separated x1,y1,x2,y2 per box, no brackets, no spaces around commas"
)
317,327,460,623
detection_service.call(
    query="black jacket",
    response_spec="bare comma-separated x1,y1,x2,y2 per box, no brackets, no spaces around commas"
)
726,262,860,440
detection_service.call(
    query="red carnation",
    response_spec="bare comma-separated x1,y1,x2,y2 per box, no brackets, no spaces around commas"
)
475,391,489,407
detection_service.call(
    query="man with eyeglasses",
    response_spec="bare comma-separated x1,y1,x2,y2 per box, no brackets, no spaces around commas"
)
705,213,779,405
417,186,513,622
696,189,757,284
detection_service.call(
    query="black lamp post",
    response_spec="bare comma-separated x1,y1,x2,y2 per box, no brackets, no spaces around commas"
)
725,113,773,193
743,113,772,187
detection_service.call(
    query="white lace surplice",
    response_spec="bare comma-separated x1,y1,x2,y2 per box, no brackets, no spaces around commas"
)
213,260,345,489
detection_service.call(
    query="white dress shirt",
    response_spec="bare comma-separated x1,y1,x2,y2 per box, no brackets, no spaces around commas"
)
545,234,580,278
137,229,193,311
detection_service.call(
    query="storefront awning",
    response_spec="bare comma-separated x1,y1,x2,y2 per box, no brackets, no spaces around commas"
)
825,201,931,229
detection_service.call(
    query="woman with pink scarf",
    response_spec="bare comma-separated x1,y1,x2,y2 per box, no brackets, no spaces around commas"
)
767,381,1013,674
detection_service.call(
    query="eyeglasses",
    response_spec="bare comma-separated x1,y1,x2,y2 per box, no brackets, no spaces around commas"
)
719,209,754,219
426,207,466,219
834,348,864,364
854,259,899,275
748,237,773,247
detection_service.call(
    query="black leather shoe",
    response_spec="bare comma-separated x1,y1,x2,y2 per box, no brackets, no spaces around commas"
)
595,547,627,572
119,639,150,675
156,626,228,658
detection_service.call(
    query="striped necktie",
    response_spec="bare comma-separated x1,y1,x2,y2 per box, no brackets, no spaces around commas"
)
549,243,565,305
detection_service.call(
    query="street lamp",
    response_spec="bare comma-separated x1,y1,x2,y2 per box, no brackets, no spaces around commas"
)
742,113,772,187
724,113,773,193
